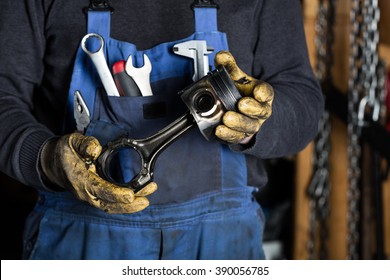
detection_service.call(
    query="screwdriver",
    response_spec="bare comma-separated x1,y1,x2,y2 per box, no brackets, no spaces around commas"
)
112,60,142,97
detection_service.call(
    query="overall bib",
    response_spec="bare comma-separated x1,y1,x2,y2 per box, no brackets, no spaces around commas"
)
23,3,266,260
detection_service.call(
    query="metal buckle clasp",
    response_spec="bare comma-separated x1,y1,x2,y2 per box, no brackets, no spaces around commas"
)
191,0,219,9
84,0,114,13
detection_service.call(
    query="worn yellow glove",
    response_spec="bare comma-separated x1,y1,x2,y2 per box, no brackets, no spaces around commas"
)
214,51,274,144
39,133,157,214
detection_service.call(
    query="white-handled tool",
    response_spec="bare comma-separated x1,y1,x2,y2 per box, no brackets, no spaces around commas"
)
173,40,214,82
81,33,120,97
125,54,153,96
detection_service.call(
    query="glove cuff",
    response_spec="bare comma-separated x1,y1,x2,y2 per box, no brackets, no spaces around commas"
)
37,137,65,192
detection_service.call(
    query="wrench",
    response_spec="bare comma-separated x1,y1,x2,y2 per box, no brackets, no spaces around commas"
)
81,33,120,97
125,54,153,96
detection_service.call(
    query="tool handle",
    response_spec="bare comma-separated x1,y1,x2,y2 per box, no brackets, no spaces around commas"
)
97,112,196,192
89,51,120,97
135,78,154,97
113,61,142,97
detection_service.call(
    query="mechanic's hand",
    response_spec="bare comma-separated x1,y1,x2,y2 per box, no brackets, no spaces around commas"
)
214,51,274,144
39,133,157,214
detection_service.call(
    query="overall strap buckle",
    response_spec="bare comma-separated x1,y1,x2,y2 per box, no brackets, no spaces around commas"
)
191,0,219,9
84,0,114,13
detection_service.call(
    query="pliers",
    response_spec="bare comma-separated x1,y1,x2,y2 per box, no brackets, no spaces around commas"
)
73,90,91,132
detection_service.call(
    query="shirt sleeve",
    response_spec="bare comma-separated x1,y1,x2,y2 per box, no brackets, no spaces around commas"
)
231,0,324,158
0,1,54,188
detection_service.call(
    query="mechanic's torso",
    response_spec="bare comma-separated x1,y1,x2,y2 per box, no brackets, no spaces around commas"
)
36,0,262,132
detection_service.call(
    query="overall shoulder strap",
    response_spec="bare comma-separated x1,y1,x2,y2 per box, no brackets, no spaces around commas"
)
84,0,113,38
64,0,114,132
192,0,219,32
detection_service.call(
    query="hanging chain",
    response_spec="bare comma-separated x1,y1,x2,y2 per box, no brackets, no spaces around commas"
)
307,112,332,259
347,0,381,260
376,60,387,125
347,0,363,260
314,0,335,82
358,0,381,124
307,0,335,260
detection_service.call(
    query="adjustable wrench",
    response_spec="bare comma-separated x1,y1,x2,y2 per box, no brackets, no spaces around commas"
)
173,40,214,82
125,54,153,96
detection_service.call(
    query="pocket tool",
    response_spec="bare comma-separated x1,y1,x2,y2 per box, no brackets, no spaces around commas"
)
96,66,242,192
74,90,91,132
81,33,120,97
173,40,214,82
125,54,153,96
112,60,142,97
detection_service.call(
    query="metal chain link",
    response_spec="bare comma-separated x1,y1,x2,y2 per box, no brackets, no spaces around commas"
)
314,0,335,83
307,0,335,260
347,0,363,260
347,0,381,260
376,60,387,125
358,0,381,124
307,112,332,259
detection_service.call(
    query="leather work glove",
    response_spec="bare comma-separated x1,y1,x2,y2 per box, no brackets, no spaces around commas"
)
39,133,157,214
214,51,274,144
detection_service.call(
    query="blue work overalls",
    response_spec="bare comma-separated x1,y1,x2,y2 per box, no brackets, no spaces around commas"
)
23,3,266,260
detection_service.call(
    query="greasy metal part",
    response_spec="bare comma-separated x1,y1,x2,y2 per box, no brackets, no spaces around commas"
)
307,0,334,260
97,66,241,192
180,65,241,140
97,113,196,192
